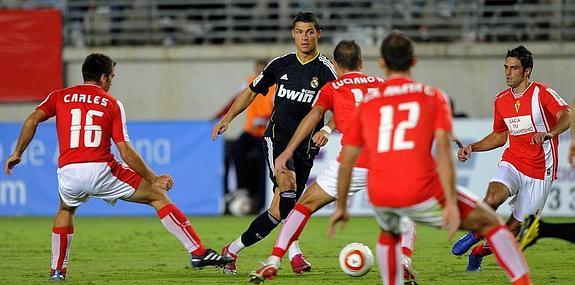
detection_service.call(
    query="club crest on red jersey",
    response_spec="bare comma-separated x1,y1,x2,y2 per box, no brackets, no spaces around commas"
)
514,100,520,113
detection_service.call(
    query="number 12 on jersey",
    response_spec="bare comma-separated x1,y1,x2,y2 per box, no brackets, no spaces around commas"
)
378,102,420,153
70,108,104,148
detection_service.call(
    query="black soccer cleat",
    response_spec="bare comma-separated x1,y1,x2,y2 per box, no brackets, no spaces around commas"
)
190,248,233,269
518,214,541,251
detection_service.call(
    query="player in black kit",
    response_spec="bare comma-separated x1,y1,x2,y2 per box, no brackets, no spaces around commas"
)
211,12,337,275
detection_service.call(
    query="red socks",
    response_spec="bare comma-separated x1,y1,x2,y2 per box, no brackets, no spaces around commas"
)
158,204,206,256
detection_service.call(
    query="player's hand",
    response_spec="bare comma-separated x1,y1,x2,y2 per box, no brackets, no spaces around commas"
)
452,136,464,149
328,207,349,238
4,154,22,176
211,119,230,140
568,140,575,167
153,174,174,191
442,201,461,241
457,145,472,162
274,151,293,174
312,130,329,147
531,132,552,144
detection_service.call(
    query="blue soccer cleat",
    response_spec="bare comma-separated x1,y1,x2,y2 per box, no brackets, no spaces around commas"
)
452,232,483,256
466,254,483,272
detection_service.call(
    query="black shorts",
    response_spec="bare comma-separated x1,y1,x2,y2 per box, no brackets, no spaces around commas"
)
262,137,318,196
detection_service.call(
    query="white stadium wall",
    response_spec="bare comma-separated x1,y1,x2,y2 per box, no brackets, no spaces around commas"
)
1,43,574,133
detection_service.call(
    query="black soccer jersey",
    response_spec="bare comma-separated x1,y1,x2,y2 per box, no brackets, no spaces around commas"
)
249,52,337,153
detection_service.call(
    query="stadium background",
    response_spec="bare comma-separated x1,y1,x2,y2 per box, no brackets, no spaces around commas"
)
0,1,574,217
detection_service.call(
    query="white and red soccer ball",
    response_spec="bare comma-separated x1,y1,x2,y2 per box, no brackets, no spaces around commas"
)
339,242,374,277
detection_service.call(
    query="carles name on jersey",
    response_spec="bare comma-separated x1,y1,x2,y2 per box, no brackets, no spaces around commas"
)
64,93,109,107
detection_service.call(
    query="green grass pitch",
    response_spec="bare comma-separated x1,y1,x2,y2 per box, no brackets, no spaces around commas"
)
0,215,572,284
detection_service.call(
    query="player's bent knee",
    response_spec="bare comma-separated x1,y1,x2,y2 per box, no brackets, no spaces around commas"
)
275,172,296,191
462,203,501,234
298,184,334,212
58,201,77,213
484,183,510,208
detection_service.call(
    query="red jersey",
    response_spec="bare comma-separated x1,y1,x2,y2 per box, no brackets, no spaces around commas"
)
493,82,569,180
36,84,130,167
313,72,384,168
343,76,453,207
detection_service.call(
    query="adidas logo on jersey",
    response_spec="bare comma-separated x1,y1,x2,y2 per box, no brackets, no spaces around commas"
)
280,74,288,80
277,84,316,103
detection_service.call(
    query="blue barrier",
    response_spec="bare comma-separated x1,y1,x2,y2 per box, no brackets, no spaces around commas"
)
0,121,224,216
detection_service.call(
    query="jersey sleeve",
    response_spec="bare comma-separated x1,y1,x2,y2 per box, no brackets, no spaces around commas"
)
540,87,569,115
35,91,58,118
111,100,130,144
312,85,334,110
342,106,364,147
321,61,337,84
249,59,280,95
433,89,453,132
492,98,507,132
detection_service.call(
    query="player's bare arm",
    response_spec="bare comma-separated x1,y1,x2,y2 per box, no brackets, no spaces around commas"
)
116,142,173,190
328,144,361,238
211,87,258,140
436,129,461,240
458,131,508,162
275,106,327,174
5,109,48,175
312,114,334,147
531,108,571,144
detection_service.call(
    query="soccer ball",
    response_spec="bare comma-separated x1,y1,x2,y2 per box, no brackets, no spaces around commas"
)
228,193,252,216
339,242,374,277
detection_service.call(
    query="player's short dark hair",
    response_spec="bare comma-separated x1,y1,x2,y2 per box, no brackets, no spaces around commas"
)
380,31,414,72
506,45,533,71
334,40,362,71
82,53,116,82
291,11,321,31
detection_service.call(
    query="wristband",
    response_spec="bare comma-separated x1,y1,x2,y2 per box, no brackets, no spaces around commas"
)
320,125,332,134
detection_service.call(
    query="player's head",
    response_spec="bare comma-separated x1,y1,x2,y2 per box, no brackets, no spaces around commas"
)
504,45,533,88
291,12,321,55
254,58,269,74
82,53,116,92
378,31,416,74
333,40,363,74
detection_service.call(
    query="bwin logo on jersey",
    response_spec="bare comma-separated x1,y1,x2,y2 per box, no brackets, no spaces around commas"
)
277,84,316,103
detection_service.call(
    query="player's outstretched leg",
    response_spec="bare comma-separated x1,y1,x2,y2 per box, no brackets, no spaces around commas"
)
461,202,531,284
401,219,418,284
454,182,510,256
222,210,280,274
518,214,540,250
518,214,575,251
127,180,232,269
50,201,76,281
376,231,403,285
156,203,232,268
